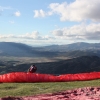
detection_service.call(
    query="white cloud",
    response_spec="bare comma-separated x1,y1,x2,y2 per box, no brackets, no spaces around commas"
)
34,9,46,17
20,31,41,39
33,8,53,18
0,23,100,41
51,23,100,40
0,6,11,16
0,31,56,46
0,34,15,38
14,11,21,17
0,6,11,11
34,0,100,22
0,31,54,41
20,31,55,40
52,29,63,36
0,23,100,45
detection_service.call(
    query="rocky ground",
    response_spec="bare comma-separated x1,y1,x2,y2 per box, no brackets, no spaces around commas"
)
1,87,100,100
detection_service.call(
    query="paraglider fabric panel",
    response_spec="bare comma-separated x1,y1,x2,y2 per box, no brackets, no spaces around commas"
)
0,72,100,83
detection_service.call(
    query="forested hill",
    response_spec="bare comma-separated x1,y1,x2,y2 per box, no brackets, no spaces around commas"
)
0,56,100,74
36,56,100,74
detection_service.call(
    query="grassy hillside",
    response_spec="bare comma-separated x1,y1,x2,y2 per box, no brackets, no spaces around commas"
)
0,79,100,98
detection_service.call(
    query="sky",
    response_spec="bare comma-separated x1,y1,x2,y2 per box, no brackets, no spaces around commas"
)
0,0,100,46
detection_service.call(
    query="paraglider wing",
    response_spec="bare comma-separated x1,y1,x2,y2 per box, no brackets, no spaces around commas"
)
0,72,100,83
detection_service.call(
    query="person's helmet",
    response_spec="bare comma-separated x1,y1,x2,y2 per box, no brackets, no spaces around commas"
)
32,64,35,66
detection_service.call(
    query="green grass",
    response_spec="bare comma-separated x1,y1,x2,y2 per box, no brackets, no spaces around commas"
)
0,79,100,98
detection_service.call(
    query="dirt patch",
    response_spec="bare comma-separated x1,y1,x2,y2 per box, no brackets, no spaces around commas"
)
1,87,100,100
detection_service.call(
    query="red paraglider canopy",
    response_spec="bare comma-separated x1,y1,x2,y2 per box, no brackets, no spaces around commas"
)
0,71,100,83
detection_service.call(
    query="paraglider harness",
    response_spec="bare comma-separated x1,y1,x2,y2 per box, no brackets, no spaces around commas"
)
28,65,37,73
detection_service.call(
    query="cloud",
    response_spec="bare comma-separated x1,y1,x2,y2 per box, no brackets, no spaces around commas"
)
0,6,11,16
0,6,11,11
0,31,54,41
0,34,15,38
0,31,56,46
51,23,100,40
34,0,100,22
14,11,21,17
0,23,100,41
0,23,100,45
52,29,63,36
20,31,41,39
33,8,53,18
20,31,55,40
34,9,47,17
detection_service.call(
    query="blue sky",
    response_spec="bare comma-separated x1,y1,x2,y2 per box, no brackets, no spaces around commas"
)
0,0,100,46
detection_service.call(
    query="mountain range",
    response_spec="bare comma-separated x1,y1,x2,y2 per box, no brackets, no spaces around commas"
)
0,42,100,57
37,42,100,52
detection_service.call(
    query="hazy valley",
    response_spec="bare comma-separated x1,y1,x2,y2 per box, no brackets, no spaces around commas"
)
0,42,100,74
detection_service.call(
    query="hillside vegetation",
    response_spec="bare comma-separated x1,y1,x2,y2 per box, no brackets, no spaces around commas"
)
0,56,100,74
0,79,100,98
